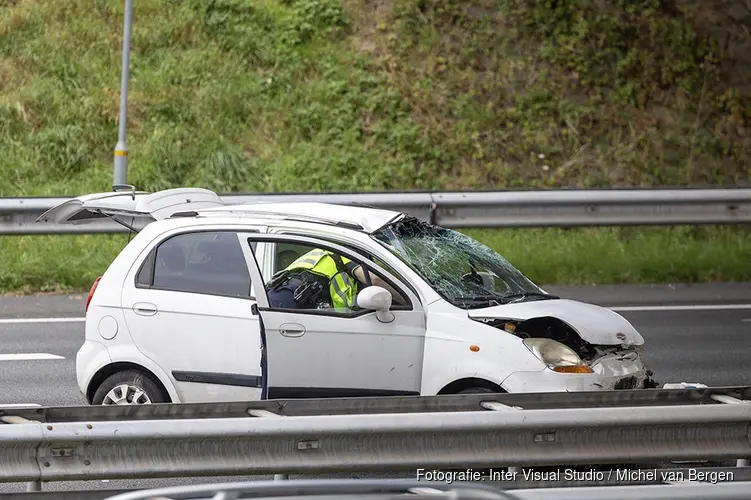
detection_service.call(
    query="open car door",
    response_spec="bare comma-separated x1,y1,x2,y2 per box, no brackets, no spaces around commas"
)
36,187,225,229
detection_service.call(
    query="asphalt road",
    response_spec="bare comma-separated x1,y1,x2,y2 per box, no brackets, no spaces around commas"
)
0,283,750,494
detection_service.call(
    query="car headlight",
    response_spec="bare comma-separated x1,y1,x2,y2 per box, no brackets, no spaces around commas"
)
523,338,593,374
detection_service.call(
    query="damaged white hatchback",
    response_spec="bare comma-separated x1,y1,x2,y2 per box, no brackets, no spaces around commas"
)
40,187,658,405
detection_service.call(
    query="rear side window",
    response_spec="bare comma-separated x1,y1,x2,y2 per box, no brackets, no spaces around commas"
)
137,231,252,298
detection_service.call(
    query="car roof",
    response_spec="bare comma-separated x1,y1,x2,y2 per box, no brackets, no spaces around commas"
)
35,188,412,235
181,202,407,234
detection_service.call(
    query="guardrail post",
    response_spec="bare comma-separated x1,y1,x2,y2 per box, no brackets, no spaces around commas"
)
708,395,750,468
481,400,524,473
249,409,290,480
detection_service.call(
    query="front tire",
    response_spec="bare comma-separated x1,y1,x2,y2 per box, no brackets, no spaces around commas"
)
91,370,168,405
458,386,503,394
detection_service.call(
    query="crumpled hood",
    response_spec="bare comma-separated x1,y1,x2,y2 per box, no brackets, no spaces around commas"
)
466,299,644,345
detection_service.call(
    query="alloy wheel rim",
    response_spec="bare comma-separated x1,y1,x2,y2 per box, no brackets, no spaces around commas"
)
102,383,152,405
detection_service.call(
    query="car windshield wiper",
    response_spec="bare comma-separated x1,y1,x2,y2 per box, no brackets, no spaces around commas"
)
453,295,505,307
502,292,560,302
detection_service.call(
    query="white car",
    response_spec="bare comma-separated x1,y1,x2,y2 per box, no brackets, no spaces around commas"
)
40,188,658,405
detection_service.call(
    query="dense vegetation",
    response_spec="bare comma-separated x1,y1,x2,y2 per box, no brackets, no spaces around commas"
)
1,0,749,292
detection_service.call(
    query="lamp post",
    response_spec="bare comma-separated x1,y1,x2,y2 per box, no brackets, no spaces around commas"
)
113,0,133,189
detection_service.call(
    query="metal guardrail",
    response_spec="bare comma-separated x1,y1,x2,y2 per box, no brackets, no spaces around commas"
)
96,478,751,500
1,188,750,234
0,389,749,486
1,385,749,422
3,477,751,500
5,473,751,500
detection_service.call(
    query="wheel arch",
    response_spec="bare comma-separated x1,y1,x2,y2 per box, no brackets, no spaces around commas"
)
87,362,172,404
437,377,507,395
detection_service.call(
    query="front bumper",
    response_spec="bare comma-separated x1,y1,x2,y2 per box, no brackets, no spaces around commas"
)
502,351,650,392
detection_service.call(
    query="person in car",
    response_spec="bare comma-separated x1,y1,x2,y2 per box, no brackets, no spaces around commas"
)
265,248,404,311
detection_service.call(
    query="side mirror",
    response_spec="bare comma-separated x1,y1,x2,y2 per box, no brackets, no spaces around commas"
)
356,286,394,323
357,286,392,310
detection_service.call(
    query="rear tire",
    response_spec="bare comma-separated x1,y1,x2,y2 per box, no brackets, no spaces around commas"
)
91,369,168,405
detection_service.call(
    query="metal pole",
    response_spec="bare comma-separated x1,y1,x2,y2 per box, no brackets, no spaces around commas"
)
113,0,133,189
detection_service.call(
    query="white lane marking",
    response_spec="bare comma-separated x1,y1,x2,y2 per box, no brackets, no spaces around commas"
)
742,318,751,322
0,317,84,324
0,353,65,361
610,304,751,312
0,404,41,408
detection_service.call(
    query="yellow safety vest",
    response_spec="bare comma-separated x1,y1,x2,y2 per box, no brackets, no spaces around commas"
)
285,249,359,311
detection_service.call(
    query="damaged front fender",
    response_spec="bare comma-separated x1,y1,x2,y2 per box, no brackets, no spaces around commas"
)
466,298,644,345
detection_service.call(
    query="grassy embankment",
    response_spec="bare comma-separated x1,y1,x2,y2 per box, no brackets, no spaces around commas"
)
1,0,750,293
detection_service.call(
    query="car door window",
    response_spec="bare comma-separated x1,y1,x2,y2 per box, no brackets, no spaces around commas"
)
138,231,252,298
259,240,409,314
272,242,312,275
272,241,402,283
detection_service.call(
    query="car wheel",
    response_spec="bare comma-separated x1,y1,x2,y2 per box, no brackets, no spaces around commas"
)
92,370,167,406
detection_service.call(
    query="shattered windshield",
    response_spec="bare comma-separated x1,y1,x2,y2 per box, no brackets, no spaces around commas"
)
371,217,555,309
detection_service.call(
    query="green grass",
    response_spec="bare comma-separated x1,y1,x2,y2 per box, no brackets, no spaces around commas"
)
1,226,749,295
1,0,750,292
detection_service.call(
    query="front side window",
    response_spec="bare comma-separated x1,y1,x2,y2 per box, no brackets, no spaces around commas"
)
371,217,553,309
260,240,409,314
272,242,313,275
138,231,252,298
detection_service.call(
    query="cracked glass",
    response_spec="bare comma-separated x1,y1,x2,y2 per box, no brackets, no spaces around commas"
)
371,217,554,309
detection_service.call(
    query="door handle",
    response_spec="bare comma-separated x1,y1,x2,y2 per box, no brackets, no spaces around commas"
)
133,302,158,316
279,323,306,337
